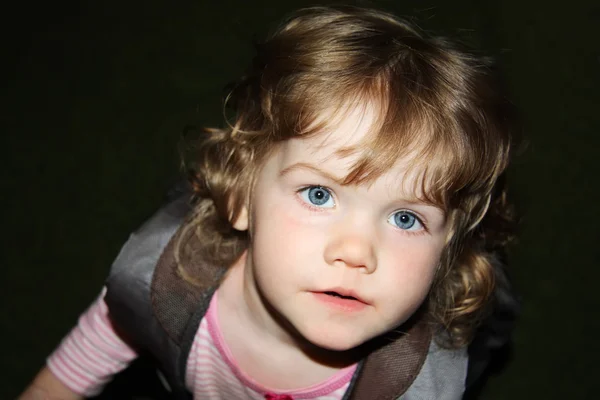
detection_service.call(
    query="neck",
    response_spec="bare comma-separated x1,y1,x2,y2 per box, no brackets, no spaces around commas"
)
221,250,299,347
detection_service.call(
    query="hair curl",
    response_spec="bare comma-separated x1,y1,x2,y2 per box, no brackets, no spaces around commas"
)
180,5,518,348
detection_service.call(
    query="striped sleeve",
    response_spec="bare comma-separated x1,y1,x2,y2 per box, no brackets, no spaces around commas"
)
46,288,138,396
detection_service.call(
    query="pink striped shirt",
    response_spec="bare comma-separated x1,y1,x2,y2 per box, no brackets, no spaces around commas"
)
47,289,355,399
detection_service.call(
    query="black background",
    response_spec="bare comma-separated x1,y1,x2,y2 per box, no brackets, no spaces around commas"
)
2,0,599,398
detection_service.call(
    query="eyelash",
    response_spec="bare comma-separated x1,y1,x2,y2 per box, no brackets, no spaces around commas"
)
296,185,336,212
387,210,428,235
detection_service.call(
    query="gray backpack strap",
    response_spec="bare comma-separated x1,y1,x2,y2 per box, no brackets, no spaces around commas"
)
105,191,195,396
400,340,468,400
344,319,467,400
344,317,432,400
106,186,231,397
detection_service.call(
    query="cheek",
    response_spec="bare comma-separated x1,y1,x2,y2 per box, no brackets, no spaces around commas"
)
254,199,304,243
254,188,324,242
251,198,323,272
401,246,440,282
380,240,443,308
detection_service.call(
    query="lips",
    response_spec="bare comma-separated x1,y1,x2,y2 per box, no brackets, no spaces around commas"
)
320,288,368,304
311,287,369,312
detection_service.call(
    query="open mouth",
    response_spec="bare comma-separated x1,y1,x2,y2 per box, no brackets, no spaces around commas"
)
323,291,358,300
312,290,368,311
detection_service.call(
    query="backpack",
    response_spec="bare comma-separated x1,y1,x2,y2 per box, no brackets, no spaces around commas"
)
104,188,470,400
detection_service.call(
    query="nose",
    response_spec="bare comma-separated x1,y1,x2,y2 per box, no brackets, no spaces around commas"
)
324,222,377,273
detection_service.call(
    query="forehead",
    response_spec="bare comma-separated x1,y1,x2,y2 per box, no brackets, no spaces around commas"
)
276,104,435,202
302,102,379,155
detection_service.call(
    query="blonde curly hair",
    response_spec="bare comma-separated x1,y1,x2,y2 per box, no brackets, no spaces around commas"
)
180,5,517,348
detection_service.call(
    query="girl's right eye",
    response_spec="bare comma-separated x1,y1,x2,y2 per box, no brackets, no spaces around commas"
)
298,186,335,208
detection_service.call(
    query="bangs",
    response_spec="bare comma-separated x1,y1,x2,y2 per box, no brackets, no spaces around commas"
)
273,76,507,214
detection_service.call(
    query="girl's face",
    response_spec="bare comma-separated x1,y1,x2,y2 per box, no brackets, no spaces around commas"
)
236,107,449,351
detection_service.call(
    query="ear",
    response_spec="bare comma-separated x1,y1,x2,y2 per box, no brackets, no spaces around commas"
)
231,205,249,231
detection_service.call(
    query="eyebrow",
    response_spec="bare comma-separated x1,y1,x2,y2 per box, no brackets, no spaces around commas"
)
279,162,346,185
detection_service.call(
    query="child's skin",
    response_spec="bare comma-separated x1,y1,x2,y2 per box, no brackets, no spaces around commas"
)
20,107,451,400
217,103,449,389
20,367,81,400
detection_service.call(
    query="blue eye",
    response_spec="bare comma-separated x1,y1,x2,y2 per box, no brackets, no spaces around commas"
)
299,186,335,208
388,210,423,231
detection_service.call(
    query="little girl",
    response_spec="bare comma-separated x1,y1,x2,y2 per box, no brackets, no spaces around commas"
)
21,5,516,400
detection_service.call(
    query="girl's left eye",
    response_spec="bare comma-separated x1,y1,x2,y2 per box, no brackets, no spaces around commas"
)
388,210,423,231
298,186,335,208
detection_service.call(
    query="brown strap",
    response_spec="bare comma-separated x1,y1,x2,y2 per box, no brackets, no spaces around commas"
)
346,316,432,400
151,221,221,343
150,218,227,395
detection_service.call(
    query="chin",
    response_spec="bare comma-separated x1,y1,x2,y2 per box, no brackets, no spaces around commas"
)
314,339,361,352
299,323,374,352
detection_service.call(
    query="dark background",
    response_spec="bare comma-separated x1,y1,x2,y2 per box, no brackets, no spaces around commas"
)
2,0,599,398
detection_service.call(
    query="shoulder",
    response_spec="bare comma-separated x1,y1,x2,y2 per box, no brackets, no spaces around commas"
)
102,187,201,393
103,187,194,341
400,338,467,400
108,190,192,280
